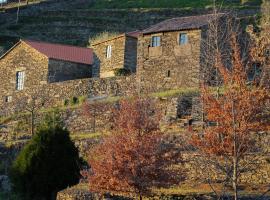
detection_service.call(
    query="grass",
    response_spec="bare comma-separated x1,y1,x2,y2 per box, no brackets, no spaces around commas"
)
153,183,270,198
89,31,120,46
151,87,199,98
91,0,261,9
0,0,45,10
70,132,103,140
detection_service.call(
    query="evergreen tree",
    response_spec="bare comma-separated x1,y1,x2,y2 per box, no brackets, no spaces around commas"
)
10,114,81,200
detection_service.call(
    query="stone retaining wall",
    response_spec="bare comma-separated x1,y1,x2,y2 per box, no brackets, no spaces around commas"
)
89,75,137,97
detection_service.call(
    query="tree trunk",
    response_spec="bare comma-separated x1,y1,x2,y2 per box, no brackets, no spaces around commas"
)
31,111,35,136
232,100,238,200
16,0,21,24
93,109,96,133
139,194,142,200
233,156,238,200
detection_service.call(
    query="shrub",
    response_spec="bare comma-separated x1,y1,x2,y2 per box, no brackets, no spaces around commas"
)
88,31,119,46
71,96,79,105
63,99,69,106
10,116,82,200
114,68,131,76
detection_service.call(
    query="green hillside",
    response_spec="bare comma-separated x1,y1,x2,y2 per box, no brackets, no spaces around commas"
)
0,0,261,54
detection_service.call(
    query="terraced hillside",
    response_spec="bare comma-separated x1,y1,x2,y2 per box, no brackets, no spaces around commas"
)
0,0,261,54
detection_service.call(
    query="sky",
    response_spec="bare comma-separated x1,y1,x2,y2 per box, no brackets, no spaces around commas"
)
0,0,7,3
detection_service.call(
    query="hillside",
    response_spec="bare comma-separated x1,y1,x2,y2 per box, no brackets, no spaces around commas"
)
0,0,261,54
91,0,262,9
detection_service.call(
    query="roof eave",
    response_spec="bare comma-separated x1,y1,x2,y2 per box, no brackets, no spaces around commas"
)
91,34,126,46
142,27,203,35
0,40,22,60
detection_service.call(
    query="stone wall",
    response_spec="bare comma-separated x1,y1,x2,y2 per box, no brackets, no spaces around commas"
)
92,36,126,78
124,36,138,73
0,40,94,115
0,78,91,115
48,59,92,83
0,41,49,107
89,75,137,97
137,30,201,93
183,152,270,185
92,35,138,78
56,184,97,200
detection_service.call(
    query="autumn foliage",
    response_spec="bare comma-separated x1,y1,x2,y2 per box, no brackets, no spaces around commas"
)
192,36,270,156
191,35,270,199
88,97,183,197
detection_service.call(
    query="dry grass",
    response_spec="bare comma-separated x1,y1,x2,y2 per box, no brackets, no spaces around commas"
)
88,31,120,47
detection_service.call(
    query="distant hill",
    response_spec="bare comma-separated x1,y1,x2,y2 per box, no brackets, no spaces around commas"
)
0,0,261,55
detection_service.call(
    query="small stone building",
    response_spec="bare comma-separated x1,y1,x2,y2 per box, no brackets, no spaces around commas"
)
91,31,140,78
0,40,93,112
137,14,225,92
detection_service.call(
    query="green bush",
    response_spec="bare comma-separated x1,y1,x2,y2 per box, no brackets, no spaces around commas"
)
10,116,82,200
71,96,79,105
114,68,131,76
63,99,69,106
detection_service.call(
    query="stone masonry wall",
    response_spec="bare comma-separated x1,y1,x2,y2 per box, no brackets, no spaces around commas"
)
48,59,92,83
92,36,126,78
0,41,49,107
137,30,201,93
89,75,137,97
124,36,138,73
0,78,91,115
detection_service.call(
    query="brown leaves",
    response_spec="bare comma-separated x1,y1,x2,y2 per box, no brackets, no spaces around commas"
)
192,35,270,157
88,97,184,196
111,97,161,136
89,132,183,195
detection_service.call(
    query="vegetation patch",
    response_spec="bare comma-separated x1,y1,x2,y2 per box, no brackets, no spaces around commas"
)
151,88,199,98
89,31,120,46
90,0,261,9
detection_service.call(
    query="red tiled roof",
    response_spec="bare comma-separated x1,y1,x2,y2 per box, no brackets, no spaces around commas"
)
23,40,93,65
126,30,142,38
143,14,225,34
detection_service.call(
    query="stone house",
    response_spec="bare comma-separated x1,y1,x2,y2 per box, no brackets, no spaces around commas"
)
91,31,140,78
137,14,225,92
0,40,93,112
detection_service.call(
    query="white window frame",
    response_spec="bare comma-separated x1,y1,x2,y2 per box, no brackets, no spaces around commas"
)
106,45,112,58
179,33,188,45
151,36,161,47
16,71,25,91
5,96,12,103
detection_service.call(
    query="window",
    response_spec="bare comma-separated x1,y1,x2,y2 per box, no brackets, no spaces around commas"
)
179,33,188,45
106,45,112,58
5,96,12,103
151,36,161,47
16,71,25,91
265,49,270,57
167,70,171,77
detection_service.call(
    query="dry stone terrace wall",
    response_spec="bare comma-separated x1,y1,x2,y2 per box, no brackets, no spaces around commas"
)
183,152,270,185
89,75,137,97
0,78,91,116
137,30,201,93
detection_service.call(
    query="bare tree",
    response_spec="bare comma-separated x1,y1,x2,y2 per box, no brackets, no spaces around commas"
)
15,85,51,135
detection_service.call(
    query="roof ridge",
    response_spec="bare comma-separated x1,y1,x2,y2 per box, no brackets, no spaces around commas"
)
144,13,225,29
22,39,91,50
143,13,226,34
